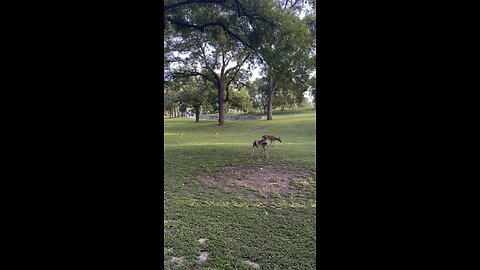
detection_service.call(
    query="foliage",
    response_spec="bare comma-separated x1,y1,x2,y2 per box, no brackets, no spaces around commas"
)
164,80,182,116
177,76,217,111
229,87,253,112
164,0,316,120
246,78,269,113
243,0,315,119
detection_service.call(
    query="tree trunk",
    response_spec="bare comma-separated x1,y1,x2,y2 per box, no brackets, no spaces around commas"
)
195,105,200,122
217,82,225,126
266,75,276,120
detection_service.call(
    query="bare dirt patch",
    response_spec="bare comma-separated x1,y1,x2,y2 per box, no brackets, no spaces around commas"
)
197,161,315,196
198,251,209,263
170,256,184,264
243,259,260,269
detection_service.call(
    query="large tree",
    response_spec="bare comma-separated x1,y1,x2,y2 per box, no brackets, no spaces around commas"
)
251,0,315,120
164,0,283,125
176,76,216,122
166,29,251,125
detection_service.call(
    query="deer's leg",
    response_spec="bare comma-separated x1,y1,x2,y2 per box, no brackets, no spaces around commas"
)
251,147,255,161
264,147,269,158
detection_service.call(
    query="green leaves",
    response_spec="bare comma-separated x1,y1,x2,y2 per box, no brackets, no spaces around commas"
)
165,0,316,117
229,87,253,112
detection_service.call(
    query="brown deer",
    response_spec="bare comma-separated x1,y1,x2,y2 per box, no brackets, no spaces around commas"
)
251,139,269,161
262,134,282,145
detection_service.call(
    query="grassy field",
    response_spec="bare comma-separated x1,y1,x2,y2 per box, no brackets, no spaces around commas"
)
164,109,316,269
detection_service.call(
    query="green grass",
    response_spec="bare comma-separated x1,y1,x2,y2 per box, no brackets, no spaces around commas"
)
164,109,316,269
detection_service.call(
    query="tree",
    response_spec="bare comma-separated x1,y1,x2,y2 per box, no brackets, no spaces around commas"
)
247,78,269,114
307,75,316,109
166,25,252,125
251,1,315,120
164,0,286,124
303,12,316,109
230,87,253,113
164,80,182,118
274,86,298,111
177,77,216,122
164,0,278,51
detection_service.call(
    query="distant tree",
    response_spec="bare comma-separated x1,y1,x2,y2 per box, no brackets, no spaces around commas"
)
308,75,316,109
164,81,182,118
252,1,315,120
274,86,299,111
177,77,216,122
230,87,253,113
247,78,269,114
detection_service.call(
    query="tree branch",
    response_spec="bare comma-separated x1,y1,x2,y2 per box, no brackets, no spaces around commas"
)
221,50,226,76
224,53,249,77
199,44,212,71
233,0,256,32
172,71,216,84
165,17,256,50
225,53,250,92
283,0,289,12
164,0,226,11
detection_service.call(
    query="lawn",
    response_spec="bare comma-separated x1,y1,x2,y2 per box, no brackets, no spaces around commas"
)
164,109,317,269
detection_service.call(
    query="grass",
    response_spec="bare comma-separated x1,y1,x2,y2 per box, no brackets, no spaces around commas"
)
164,108,316,269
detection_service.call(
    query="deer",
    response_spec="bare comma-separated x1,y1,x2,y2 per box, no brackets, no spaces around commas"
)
180,133,184,138
251,138,269,161
214,132,219,138
262,134,282,145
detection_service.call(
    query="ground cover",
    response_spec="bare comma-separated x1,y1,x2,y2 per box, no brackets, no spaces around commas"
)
164,109,316,269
